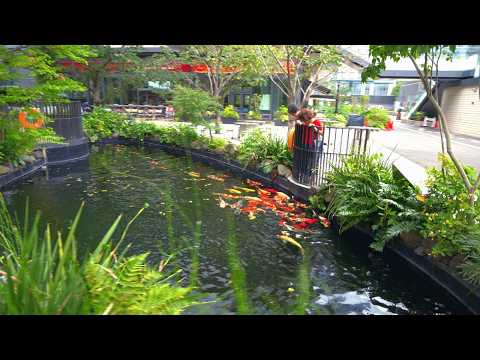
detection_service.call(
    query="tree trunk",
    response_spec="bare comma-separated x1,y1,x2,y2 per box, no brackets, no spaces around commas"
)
215,93,223,134
215,113,222,134
92,77,102,105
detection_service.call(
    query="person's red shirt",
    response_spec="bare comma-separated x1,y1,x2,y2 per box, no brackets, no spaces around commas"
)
303,119,324,146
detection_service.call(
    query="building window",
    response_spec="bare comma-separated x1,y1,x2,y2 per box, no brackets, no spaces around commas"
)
259,94,271,111
243,94,251,110
374,84,389,96
234,94,241,107
351,82,362,95
364,84,370,95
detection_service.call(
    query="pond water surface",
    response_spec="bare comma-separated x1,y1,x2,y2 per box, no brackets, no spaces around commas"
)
2,144,465,314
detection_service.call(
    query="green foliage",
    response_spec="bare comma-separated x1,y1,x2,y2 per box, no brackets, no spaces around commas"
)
339,103,368,117
84,252,196,315
391,81,403,97
256,45,342,105
120,121,159,142
250,94,262,113
171,85,221,128
0,196,88,314
313,151,480,286
364,107,390,129
274,105,289,121
410,111,425,121
359,95,369,107
63,45,179,105
0,196,199,315
331,113,347,126
179,45,265,99
316,103,367,127
247,110,262,120
237,128,292,173
422,154,480,257
0,45,93,106
221,105,240,120
362,45,456,82
324,153,422,251
458,239,480,286
207,137,227,151
0,111,63,165
82,106,131,142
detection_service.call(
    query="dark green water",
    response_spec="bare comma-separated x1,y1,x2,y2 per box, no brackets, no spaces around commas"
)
2,144,465,314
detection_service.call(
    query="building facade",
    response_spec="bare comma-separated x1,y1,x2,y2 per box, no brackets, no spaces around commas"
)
392,45,480,137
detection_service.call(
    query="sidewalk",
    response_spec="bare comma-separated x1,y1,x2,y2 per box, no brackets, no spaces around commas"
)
370,121,480,170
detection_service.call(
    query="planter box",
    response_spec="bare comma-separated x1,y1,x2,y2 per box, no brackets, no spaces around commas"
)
273,120,289,127
221,117,238,125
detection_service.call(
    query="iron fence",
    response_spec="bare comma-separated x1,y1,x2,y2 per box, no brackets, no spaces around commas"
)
1,101,85,144
292,123,377,187
36,101,84,142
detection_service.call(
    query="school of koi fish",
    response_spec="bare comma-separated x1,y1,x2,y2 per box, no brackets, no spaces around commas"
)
213,177,330,255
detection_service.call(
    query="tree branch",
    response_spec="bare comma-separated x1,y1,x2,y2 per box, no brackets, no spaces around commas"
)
266,46,289,76
256,48,290,97
409,54,473,191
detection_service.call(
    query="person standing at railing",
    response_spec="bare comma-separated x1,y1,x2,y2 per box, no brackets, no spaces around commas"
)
294,108,325,184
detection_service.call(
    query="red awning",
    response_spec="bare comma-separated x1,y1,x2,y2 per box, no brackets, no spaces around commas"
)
58,59,237,74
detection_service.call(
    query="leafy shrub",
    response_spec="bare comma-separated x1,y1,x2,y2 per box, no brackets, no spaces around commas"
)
421,154,480,257
221,105,240,120
237,128,292,173
410,111,425,121
0,196,200,315
0,110,63,165
119,121,153,140
83,106,131,142
339,104,368,117
207,137,227,151
247,111,262,120
364,107,390,129
324,153,422,251
458,233,480,286
331,113,347,127
171,86,221,125
274,105,289,122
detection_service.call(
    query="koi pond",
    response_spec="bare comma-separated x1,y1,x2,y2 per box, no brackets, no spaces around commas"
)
2,144,465,314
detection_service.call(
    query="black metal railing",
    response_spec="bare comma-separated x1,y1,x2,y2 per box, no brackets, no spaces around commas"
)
1,101,85,144
36,101,84,142
292,123,376,187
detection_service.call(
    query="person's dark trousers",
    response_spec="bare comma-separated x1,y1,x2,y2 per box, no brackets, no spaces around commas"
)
304,136,323,185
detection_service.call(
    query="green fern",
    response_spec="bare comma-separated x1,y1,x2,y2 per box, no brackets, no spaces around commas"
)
458,257,480,286
0,195,201,315
84,252,199,315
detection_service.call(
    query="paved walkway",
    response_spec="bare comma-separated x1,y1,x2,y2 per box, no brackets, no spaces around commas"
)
370,121,480,170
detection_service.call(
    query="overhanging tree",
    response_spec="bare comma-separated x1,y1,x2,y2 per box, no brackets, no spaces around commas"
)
60,45,142,105
256,45,342,106
362,45,480,206
0,45,93,161
255,45,342,130
177,45,264,129
0,45,93,106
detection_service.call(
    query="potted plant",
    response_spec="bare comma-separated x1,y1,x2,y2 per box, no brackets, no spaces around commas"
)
409,111,425,126
247,110,262,121
273,105,289,126
220,105,240,124
246,94,263,121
